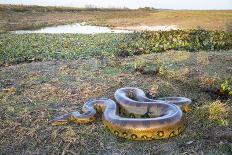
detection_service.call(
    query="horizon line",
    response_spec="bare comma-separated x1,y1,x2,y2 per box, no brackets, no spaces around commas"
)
1,3,232,11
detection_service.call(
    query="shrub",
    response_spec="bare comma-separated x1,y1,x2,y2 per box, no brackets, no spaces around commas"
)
220,79,232,96
208,100,230,126
117,29,232,56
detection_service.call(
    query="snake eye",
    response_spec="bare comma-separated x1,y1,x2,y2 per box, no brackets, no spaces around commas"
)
157,131,164,137
131,134,137,139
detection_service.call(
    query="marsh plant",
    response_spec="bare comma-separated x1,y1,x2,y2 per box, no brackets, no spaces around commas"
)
1,30,232,66
220,79,232,96
118,29,232,56
208,100,230,126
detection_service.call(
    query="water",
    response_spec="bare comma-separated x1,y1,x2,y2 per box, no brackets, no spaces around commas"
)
12,22,133,34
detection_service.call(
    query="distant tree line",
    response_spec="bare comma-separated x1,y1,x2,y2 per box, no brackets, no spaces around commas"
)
0,4,159,13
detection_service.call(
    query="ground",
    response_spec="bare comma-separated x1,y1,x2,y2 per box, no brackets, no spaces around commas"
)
0,4,232,155
1,4,232,32
1,48,231,154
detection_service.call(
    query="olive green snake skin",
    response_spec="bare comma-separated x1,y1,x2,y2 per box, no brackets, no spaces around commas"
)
50,87,192,140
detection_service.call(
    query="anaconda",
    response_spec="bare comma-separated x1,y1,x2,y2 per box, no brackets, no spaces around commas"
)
50,87,191,140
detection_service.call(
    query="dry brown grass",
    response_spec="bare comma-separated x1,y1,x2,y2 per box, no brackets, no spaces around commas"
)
1,51,232,154
1,4,232,154
208,100,230,121
1,4,232,32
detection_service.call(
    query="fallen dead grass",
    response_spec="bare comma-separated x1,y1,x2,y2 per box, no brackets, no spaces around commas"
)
0,51,231,154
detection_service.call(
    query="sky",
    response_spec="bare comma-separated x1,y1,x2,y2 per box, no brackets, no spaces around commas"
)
0,0,232,10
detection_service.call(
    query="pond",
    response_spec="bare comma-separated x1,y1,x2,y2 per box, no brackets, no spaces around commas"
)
12,22,133,34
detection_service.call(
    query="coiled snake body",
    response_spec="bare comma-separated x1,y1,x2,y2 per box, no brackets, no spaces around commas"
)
50,87,191,140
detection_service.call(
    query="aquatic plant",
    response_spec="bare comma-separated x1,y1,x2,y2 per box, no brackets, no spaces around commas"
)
1,30,232,65
220,79,232,96
117,29,232,56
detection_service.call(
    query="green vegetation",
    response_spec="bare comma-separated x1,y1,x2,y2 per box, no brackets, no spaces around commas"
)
220,79,232,96
1,45,231,154
208,100,230,126
0,4,131,12
0,33,126,65
118,30,232,56
1,30,232,66
0,4,232,154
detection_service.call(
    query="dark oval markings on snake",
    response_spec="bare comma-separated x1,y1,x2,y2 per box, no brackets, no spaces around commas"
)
114,131,119,135
169,131,176,138
122,132,127,137
89,117,95,121
131,134,137,139
129,113,135,118
50,87,191,140
141,135,148,140
157,131,164,137
120,108,127,115
104,125,109,130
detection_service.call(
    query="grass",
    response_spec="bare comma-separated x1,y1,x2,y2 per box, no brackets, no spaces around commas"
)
0,4,232,154
0,33,126,65
116,30,232,56
1,30,232,66
208,100,230,125
0,4,232,32
1,40,232,154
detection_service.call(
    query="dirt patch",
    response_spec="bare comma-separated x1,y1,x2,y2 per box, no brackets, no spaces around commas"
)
204,127,232,142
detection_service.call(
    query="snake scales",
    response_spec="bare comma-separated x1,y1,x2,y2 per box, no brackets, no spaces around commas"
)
50,87,191,140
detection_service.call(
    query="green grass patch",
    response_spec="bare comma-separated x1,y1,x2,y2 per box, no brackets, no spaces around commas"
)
1,30,232,66
117,30,232,56
0,33,126,65
0,32,232,154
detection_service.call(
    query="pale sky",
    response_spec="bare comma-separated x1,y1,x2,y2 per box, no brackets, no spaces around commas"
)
0,0,232,10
